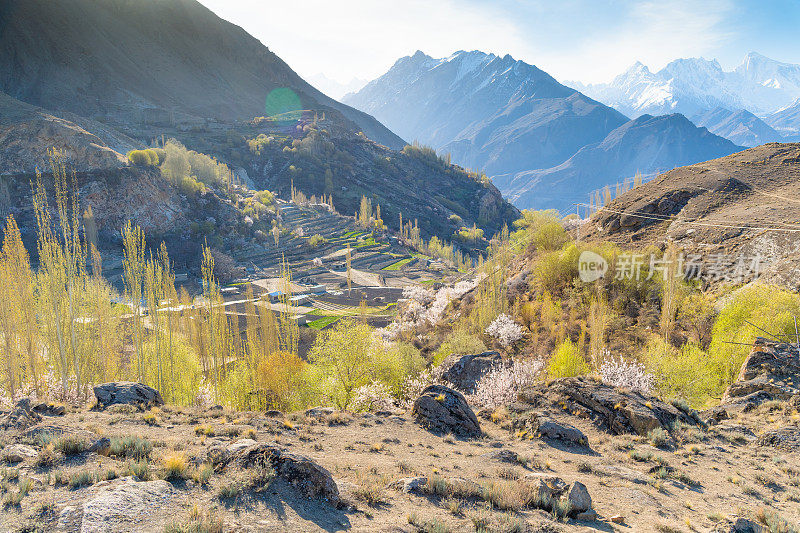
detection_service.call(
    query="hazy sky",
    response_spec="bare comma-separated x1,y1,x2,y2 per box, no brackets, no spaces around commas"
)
200,0,800,85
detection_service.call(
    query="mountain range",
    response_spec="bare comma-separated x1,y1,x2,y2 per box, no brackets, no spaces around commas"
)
569,53,800,139
345,50,743,212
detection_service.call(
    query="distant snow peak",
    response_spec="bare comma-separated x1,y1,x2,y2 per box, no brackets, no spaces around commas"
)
579,52,800,119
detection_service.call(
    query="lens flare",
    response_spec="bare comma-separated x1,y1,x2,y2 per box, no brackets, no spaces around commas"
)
264,88,303,125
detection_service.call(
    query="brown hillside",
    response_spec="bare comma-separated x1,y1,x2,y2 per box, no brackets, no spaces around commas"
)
586,142,800,287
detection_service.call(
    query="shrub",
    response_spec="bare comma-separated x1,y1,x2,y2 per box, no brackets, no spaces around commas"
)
643,337,716,408
193,463,214,485
433,330,486,366
253,351,306,411
54,435,89,456
547,339,589,378
648,427,670,448
472,359,545,408
68,470,96,489
600,355,654,394
484,314,524,347
709,284,800,391
165,505,224,533
308,234,327,247
127,149,159,166
108,436,152,460
161,452,188,480
309,319,424,409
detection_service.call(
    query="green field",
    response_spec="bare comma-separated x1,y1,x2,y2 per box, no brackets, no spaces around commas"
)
307,316,339,329
382,257,413,271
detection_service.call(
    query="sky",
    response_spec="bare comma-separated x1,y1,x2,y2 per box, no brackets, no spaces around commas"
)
199,0,800,86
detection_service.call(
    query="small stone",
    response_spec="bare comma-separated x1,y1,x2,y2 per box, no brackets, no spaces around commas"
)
389,476,427,493
611,514,625,524
482,450,518,463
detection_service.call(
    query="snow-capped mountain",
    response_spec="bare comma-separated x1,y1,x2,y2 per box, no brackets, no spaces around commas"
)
307,73,368,101
346,50,743,212
344,50,629,175
768,97,800,138
570,52,800,120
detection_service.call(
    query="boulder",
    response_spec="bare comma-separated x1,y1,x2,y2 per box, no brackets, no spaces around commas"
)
535,416,588,446
411,385,481,438
721,339,800,408
2,444,37,463
440,352,506,394
729,518,765,533
80,478,174,532
209,439,341,506
566,481,592,514
92,382,164,411
518,377,697,436
523,473,568,500
0,398,42,431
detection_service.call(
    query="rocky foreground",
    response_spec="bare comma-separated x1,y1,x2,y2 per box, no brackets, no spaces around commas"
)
0,343,799,532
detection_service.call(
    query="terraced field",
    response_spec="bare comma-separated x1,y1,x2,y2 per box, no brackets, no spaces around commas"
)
234,200,441,289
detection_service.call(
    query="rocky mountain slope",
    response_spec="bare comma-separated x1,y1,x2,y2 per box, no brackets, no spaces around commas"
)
0,0,403,150
571,52,800,120
585,142,800,288
693,107,785,147
1,341,798,532
344,50,629,176
0,91,138,174
494,114,743,212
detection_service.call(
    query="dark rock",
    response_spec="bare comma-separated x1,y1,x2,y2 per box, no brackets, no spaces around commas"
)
535,417,588,446
0,398,42,431
389,476,427,494
209,439,341,506
411,385,481,438
88,437,111,454
92,382,164,411
440,352,506,394
305,406,335,418
518,377,696,436
264,410,283,417
757,427,800,451
721,340,800,407
730,517,765,533
33,402,66,416
701,406,729,425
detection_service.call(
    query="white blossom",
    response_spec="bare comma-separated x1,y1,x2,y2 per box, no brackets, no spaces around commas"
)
600,354,654,394
471,359,545,408
484,314,524,347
